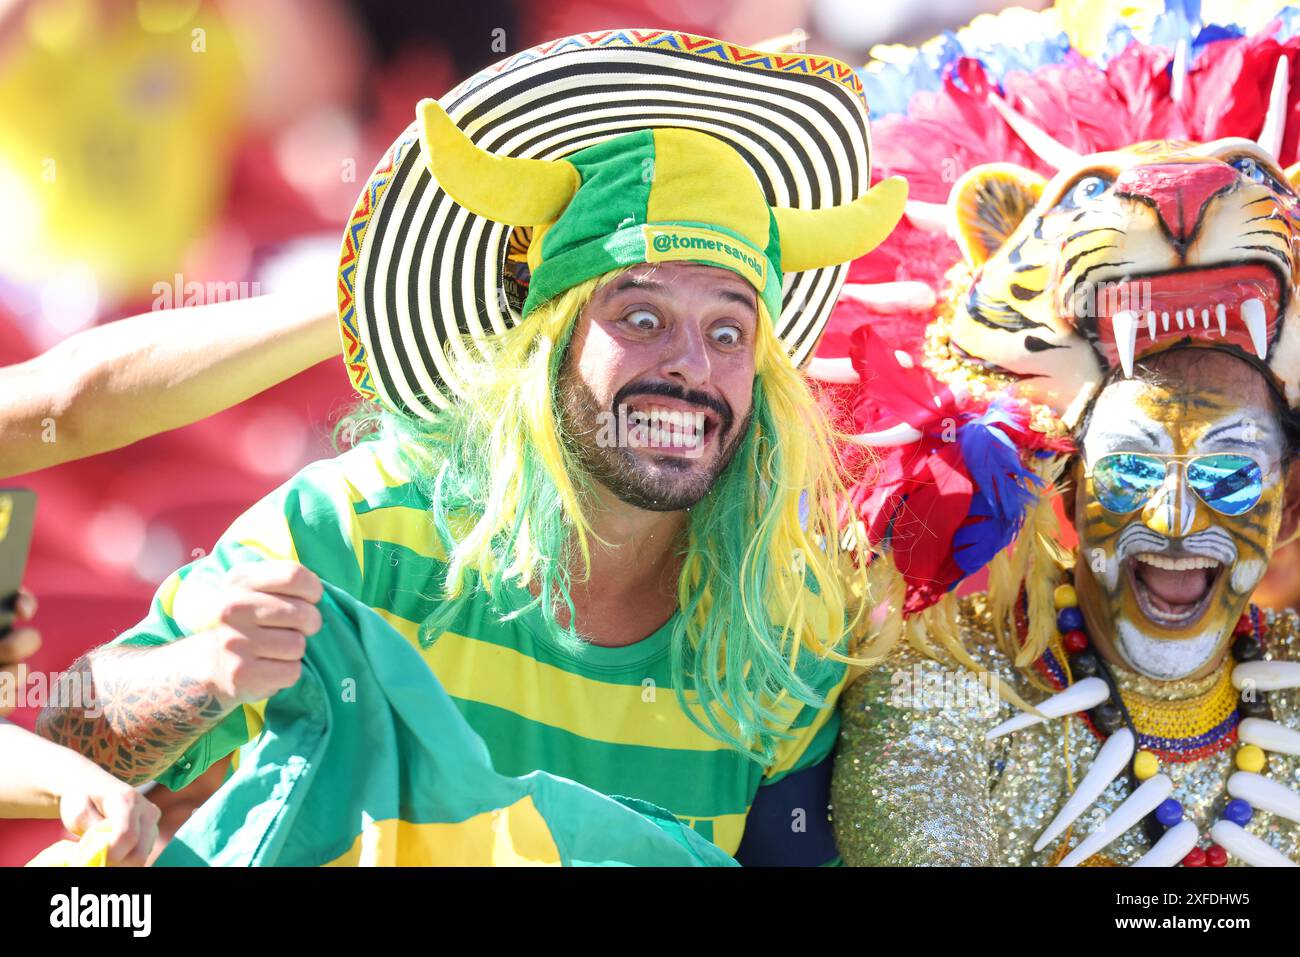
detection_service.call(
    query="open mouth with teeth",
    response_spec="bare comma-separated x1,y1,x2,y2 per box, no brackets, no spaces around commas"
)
1125,551,1225,630
624,402,717,456
1090,263,1282,375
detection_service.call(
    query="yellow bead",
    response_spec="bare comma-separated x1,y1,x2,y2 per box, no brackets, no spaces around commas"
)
1054,583,1078,609
1236,744,1266,773
1133,750,1159,781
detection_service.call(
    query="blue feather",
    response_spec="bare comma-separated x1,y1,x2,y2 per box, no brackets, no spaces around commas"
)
951,403,1043,577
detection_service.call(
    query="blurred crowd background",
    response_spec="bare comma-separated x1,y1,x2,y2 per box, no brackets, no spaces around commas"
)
7,0,1300,865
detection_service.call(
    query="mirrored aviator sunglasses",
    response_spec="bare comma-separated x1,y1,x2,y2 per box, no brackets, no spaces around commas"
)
1089,452,1266,517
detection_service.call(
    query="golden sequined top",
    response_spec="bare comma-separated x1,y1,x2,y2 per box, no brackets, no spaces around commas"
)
831,595,1300,866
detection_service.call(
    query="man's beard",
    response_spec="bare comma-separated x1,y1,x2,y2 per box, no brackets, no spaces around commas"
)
555,359,752,512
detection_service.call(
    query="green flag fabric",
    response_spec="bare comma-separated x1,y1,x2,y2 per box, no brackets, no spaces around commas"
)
155,582,737,867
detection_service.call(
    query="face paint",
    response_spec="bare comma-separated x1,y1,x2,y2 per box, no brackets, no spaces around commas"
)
1073,362,1287,679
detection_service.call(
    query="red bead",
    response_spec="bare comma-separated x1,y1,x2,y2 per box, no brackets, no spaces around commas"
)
1234,614,1254,636
1182,847,1207,867
1206,844,1228,867
1062,629,1089,654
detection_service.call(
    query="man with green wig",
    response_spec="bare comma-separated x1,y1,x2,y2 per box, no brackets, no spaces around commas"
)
38,31,905,865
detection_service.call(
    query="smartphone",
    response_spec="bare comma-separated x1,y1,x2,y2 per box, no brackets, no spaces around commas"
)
0,489,36,637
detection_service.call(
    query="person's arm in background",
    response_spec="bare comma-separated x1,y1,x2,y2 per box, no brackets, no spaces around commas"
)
0,290,338,479
0,588,160,864
0,721,160,865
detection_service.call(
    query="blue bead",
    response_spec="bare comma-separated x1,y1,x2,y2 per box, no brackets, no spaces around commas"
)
1057,607,1084,632
1224,799,1253,825
1155,798,1183,827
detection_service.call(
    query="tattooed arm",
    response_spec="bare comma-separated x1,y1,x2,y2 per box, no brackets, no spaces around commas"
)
37,643,231,786
37,561,324,785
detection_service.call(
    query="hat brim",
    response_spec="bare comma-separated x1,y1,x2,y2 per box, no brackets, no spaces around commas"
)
339,30,874,419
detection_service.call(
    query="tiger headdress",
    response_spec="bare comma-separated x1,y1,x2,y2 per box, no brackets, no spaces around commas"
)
809,6,1300,661
945,134,1300,425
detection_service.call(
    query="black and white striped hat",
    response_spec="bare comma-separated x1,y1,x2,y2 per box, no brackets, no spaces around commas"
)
338,29,878,419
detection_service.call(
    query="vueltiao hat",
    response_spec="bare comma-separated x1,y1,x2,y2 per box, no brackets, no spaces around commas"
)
338,29,907,419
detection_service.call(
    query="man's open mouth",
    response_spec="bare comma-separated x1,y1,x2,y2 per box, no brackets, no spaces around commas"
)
624,401,718,454
1125,552,1224,630
1089,263,1284,374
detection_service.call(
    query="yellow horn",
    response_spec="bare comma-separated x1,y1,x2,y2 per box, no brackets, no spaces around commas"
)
772,176,908,272
417,99,581,226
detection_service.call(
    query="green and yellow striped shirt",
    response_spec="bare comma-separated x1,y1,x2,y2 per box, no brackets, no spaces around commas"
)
112,436,848,856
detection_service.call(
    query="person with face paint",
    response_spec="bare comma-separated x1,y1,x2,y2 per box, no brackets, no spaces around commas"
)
1071,350,1300,687
832,347,1300,867
36,33,907,865
821,3,1300,866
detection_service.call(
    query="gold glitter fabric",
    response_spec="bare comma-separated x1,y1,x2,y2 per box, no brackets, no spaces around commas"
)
831,594,1300,866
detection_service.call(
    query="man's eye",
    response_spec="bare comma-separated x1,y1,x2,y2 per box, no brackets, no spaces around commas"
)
710,324,742,346
625,309,662,331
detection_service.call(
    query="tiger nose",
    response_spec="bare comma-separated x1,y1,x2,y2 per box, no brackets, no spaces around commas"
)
1113,162,1239,249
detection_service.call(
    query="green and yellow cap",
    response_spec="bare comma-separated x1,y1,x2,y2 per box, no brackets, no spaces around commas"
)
419,102,904,326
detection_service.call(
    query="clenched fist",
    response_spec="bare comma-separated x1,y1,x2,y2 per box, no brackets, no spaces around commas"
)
191,561,324,707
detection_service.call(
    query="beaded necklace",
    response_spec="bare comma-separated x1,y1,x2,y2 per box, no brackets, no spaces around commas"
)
1019,584,1272,867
